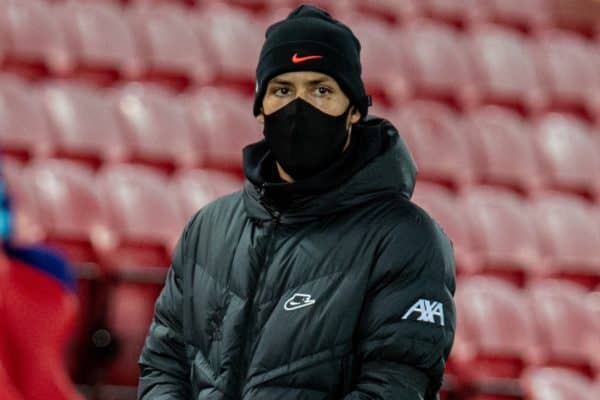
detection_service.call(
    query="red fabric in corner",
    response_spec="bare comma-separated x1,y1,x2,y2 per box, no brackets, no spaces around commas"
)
1,257,82,400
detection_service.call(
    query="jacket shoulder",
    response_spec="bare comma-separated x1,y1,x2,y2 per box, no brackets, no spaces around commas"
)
373,197,456,285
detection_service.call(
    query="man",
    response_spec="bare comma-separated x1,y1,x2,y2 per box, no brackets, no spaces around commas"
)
138,5,455,400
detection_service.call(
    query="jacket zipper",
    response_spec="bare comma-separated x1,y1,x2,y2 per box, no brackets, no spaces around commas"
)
239,189,281,398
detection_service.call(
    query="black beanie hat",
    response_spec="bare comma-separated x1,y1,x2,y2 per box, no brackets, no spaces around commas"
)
253,5,371,119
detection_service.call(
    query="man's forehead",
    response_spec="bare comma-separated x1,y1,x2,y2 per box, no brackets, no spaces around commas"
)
268,71,338,85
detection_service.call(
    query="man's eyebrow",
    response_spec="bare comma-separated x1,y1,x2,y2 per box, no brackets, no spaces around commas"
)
269,79,293,85
269,77,334,86
307,78,333,85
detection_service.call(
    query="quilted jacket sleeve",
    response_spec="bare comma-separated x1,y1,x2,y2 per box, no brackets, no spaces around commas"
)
137,221,193,400
342,209,456,400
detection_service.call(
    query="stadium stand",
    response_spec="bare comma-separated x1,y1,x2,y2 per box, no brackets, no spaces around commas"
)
453,277,541,383
58,2,143,86
464,106,542,194
460,187,540,285
532,113,600,200
114,83,201,170
398,20,478,108
528,280,598,374
522,367,596,400
0,76,54,160
394,100,474,189
532,193,600,287
40,82,129,167
129,4,213,89
467,25,546,113
1,0,600,398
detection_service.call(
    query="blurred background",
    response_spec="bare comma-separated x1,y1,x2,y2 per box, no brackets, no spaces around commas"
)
0,0,599,399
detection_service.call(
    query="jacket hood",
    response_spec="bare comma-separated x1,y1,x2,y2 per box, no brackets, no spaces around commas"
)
242,116,417,224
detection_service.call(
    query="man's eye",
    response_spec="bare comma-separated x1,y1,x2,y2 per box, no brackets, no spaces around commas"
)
316,87,331,95
275,87,290,96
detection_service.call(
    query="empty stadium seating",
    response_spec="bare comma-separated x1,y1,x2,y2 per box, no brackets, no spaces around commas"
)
335,14,405,105
398,20,477,107
58,2,143,85
18,160,110,265
533,192,600,286
468,25,546,112
522,368,596,400
172,168,244,221
115,83,202,170
453,277,541,381
185,86,261,172
193,4,263,87
464,106,542,193
0,76,54,159
41,82,129,166
420,0,484,26
0,0,72,78
482,0,551,31
460,187,540,284
395,101,474,189
532,113,600,199
535,30,600,116
129,4,213,89
97,164,185,271
528,280,598,373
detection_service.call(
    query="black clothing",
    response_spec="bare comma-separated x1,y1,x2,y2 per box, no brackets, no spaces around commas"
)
138,116,456,400
253,5,370,119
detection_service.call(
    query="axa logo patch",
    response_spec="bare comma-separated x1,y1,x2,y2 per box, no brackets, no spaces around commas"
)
284,293,315,311
402,299,445,326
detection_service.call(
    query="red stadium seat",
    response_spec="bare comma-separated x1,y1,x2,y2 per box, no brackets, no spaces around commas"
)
0,0,72,77
535,30,600,115
420,0,484,26
97,164,185,271
345,16,406,105
115,84,201,170
58,2,143,85
129,4,212,89
172,169,244,221
522,368,595,400
461,187,540,284
411,182,474,273
350,0,420,23
40,83,129,166
193,4,262,87
105,283,161,386
533,113,600,199
394,101,474,189
1,157,45,245
480,0,551,30
20,160,110,265
453,277,540,381
465,106,542,193
185,87,261,172
0,77,54,159
532,194,600,287
468,25,546,112
528,280,597,373
397,20,477,108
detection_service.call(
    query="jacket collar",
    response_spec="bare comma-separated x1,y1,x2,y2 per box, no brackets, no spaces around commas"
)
242,116,417,224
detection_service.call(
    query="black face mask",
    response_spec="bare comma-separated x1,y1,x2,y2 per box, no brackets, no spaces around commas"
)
263,98,351,180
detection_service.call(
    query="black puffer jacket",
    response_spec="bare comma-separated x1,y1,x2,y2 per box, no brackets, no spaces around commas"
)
138,117,456,400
